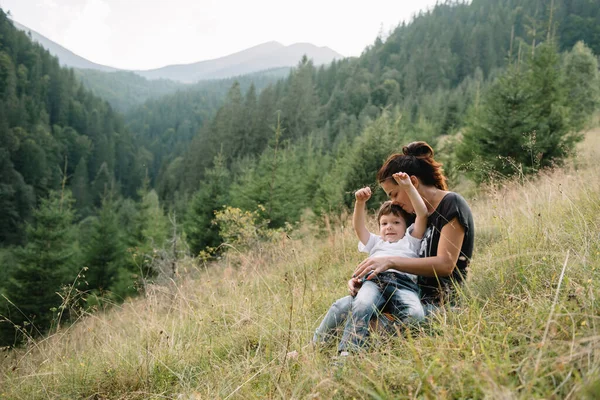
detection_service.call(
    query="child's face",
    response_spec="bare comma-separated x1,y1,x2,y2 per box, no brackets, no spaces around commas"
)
378,213,407,243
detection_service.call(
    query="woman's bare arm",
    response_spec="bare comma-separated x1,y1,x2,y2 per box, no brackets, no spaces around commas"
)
353,217,465,279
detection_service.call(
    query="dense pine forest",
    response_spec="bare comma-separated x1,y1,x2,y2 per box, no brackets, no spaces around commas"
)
1,0,599,347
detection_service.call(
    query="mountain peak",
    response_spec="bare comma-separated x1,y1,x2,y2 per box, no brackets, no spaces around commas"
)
12,20,343,83
12,21,119,72
134,42,343,82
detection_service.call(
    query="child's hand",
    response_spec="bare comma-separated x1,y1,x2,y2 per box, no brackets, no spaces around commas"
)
347,277,362,296
393,172,413,190
354,187,372,203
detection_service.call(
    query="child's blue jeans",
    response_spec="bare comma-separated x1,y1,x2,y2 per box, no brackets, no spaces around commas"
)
313,272,424,352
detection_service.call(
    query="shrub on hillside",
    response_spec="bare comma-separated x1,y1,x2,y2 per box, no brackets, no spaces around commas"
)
457,41,585,182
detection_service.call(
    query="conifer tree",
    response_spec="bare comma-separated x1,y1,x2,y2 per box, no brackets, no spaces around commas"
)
72,157,91,217
83,195,125,294
133,183,169,255
562,41,600,131
281,57,319,141
0,148,34,244
229,118,325,228
213,81,244,160
184,152,230,256
457,41,580,181
91,162,113,207
2,190,79,343
126,182,169,280
456,64,533,181
242,83,260,155
252,85,278,154
526,41,575,169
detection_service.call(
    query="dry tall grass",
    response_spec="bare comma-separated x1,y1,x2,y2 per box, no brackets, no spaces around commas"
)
1,132,599,399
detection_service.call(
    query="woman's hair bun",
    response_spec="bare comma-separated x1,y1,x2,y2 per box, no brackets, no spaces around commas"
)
402,141,434,158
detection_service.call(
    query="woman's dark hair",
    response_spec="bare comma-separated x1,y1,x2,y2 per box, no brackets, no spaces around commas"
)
376,201,414,226
377,141,448,190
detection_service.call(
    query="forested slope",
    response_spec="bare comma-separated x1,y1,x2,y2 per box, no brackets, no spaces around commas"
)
0,10,163,344
163,0,600,254
0,10,144,245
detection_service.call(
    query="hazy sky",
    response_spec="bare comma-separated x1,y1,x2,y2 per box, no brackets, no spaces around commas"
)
1,0,439,70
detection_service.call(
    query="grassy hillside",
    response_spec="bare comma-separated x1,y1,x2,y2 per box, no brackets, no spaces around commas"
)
1,131,599,398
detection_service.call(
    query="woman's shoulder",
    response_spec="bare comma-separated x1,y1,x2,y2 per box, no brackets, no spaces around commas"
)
432,191,474,229
438,191,472,212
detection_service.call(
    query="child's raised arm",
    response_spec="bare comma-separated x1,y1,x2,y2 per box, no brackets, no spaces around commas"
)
393,172,428,239
353,187,372,245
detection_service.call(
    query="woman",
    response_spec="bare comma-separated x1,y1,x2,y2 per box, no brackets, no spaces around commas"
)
313,141,474,350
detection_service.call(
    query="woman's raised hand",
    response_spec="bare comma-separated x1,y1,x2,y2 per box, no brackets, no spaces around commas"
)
353,257,390,281
354,187,372,203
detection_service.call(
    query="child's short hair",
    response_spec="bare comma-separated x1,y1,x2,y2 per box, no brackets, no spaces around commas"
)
376,201,414,226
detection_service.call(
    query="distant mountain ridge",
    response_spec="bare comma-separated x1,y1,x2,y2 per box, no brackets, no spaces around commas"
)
134,41,343,83
12,21,118,72
12,21,343,83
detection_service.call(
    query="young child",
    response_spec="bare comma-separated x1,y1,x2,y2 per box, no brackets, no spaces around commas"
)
313,172,428,353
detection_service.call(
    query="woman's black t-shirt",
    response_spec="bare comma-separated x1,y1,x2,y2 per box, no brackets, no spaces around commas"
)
417,192,474,305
